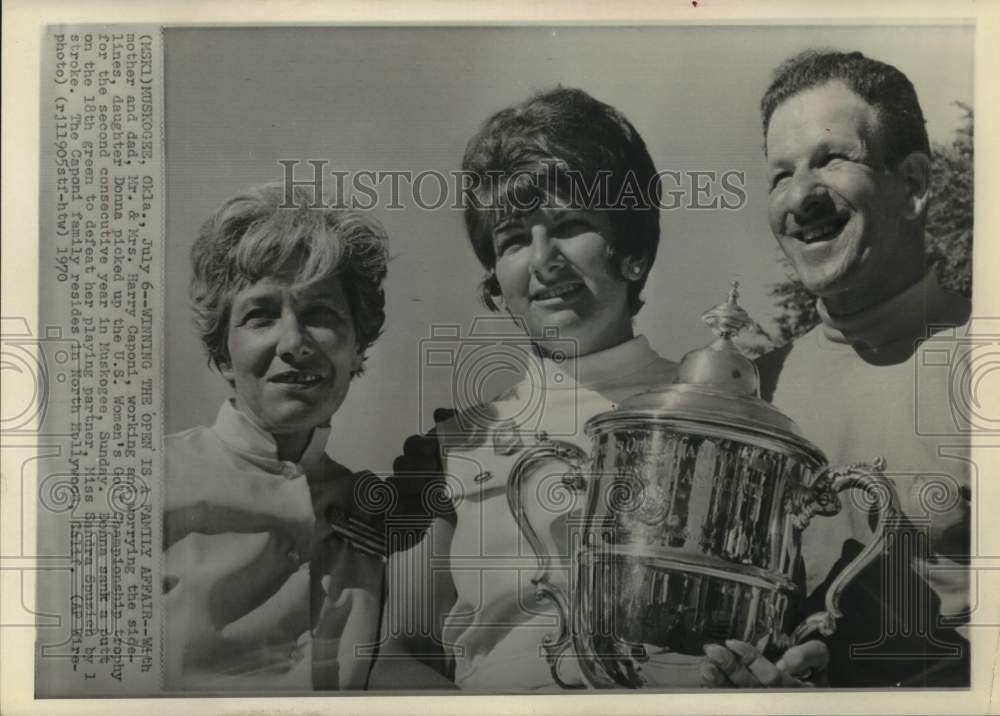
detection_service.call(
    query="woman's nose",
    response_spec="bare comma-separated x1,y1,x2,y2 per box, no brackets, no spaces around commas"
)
276,312,313,361
528,224,564,277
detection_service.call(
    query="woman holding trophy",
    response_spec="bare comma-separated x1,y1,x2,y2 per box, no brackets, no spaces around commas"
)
370,87,830,691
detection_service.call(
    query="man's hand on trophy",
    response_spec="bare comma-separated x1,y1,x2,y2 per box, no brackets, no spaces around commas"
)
700,639,829,688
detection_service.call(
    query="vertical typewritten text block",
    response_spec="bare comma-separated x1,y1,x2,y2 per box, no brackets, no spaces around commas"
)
32,25,164,696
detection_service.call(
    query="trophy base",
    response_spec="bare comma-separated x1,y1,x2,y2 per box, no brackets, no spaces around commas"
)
577,548,796,681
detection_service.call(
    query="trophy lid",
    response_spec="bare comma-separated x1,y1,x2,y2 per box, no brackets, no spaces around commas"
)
587,283,824,461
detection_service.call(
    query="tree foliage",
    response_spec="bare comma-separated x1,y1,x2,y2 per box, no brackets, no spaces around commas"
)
926,102,974,297
767,103,974,346
769,264,821,346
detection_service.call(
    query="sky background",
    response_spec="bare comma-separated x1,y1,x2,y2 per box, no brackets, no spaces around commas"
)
163,24,974,474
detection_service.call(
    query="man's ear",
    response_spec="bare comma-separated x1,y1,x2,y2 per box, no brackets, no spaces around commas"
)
350,349,364,377
897,151,932,221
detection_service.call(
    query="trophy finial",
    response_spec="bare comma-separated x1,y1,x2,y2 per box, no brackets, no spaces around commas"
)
701,281,752,340
668,283,760,397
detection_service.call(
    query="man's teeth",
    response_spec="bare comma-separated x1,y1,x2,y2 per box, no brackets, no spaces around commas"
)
802,220,843,242
537,284,580,299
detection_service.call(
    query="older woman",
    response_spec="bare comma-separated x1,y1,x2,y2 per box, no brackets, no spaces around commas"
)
164,183,389,691
372,87,680,691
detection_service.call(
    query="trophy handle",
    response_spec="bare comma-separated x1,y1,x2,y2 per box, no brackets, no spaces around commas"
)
790,456,900,644
506,436,590,689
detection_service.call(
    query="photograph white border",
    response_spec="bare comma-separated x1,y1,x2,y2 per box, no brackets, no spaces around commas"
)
3,1,999,715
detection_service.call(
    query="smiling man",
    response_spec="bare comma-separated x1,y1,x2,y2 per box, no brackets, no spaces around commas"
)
765,80,930,316
704,50,972,689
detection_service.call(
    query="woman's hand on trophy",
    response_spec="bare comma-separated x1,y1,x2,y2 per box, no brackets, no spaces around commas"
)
700,639,829,688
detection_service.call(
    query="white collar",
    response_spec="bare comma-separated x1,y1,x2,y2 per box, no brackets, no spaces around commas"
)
210,398,332,468
539,334,661,390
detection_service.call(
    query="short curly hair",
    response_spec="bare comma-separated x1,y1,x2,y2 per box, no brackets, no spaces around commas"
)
461,87,661,316
189,182,389,376
761,49,930,168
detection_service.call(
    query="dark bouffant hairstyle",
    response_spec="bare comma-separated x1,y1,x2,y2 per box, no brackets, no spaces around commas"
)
461,87,661,315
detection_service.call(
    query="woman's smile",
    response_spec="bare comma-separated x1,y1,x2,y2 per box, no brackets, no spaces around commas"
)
530,280,586,303
267,369,327,387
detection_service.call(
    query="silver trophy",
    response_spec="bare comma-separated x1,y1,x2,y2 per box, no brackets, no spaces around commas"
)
507,285,900,688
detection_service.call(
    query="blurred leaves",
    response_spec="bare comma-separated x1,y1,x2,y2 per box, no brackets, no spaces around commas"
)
926,102,974,297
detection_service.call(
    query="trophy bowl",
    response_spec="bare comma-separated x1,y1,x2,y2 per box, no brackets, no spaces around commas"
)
507,286,899,689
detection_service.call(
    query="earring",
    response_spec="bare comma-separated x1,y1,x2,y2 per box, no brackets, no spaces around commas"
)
627,263,643,280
